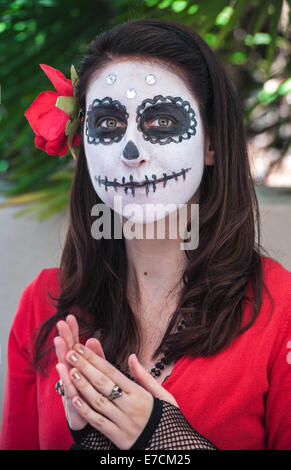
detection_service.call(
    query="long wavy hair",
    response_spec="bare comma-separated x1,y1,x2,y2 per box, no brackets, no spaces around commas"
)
32,18,273,374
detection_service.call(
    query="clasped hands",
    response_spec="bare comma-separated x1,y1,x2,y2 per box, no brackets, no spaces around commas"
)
54,315,178,450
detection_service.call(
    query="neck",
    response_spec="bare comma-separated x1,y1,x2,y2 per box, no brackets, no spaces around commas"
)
124,214,188,324
125,236,186,284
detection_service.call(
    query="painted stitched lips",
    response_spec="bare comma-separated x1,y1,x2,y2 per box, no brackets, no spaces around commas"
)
94,167,191,196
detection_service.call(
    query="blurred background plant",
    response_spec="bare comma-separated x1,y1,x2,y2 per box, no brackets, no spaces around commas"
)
0,0,290,220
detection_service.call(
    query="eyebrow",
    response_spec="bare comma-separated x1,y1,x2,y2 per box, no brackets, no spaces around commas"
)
87,104,128,121
86,97,129,120
136,95,196,119
137,102,188,121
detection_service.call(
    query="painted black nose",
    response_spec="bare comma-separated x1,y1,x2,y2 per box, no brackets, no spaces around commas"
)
123,140,139,160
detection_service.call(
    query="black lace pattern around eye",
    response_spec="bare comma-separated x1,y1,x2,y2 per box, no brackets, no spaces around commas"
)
85,97,129,145
136,95,197,145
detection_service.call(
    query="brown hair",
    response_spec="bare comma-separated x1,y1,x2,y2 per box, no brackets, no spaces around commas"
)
32,18,273,373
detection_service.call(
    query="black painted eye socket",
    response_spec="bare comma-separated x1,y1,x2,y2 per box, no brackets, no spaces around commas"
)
136,95,197,145
88,109,127,133
86,97,129,145
138,103,190,138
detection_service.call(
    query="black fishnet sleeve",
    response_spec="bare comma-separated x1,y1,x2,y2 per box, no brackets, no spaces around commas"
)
68,397,218,450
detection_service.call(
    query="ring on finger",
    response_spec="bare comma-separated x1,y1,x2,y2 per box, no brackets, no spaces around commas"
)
108,384,123,401
55,379,65,396
71,369,123,404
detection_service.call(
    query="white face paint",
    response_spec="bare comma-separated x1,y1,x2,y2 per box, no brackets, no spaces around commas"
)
84,59,205,224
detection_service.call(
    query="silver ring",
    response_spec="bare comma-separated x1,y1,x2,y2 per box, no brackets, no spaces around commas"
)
108,384,123,401
55,379,65,396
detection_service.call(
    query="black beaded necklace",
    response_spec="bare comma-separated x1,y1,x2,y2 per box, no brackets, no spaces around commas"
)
114,318,187,383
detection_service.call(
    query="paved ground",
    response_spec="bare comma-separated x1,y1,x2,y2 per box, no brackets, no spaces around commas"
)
0,187,291,423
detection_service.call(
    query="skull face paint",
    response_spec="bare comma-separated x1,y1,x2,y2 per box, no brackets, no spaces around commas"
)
84,60,205,224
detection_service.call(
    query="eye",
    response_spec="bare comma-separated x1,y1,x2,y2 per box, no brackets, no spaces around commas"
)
148,116,175,128
98,117,125,129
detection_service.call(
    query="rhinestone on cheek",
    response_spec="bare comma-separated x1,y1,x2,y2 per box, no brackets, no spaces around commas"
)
126,88,137,99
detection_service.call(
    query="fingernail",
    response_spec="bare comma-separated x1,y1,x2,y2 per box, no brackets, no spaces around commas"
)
76,345,84,354
75,398,83,407
70,353,78,362
73,371,81,380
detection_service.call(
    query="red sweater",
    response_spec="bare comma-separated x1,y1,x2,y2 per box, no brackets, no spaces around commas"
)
1,255,291,450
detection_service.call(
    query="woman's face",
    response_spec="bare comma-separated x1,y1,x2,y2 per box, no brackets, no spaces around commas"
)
84,58,209,224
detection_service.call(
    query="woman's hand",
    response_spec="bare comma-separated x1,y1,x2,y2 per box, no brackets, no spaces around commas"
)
64,342,179,450
55,315,179,449
54,315,105,430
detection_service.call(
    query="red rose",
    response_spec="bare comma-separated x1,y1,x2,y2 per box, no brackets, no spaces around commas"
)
24,64,81,158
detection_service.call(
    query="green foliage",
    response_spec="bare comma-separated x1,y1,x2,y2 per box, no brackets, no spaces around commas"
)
0,0,290,219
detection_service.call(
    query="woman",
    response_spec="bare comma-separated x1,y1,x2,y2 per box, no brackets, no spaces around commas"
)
1,18,291,450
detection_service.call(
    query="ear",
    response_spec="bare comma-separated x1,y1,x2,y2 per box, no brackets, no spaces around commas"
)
204,135,215,166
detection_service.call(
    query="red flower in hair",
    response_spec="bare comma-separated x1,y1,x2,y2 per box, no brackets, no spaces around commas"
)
24,64,81,158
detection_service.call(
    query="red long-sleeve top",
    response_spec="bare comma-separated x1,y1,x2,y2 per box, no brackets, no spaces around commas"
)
1,255,291,450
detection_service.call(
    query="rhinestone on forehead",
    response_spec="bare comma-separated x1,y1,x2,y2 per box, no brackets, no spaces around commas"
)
126,88,137,99
106,74,117,85
145,73,156,85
